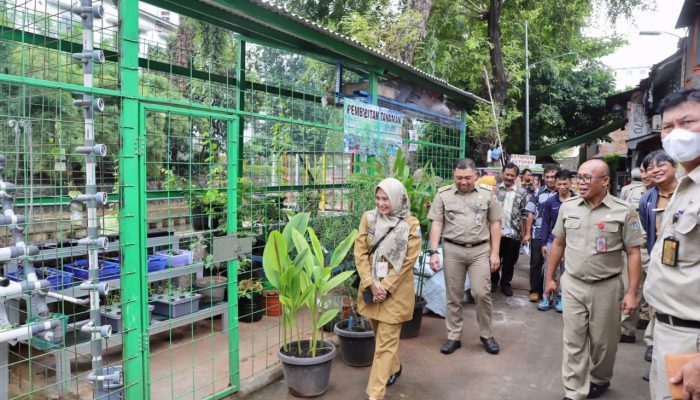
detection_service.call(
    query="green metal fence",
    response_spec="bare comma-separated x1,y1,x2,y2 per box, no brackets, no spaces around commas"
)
0,0,468,398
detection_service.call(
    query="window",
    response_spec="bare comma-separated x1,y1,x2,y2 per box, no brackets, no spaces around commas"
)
160,10,170,22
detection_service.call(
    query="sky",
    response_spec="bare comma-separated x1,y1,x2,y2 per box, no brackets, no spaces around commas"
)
595,0,686,70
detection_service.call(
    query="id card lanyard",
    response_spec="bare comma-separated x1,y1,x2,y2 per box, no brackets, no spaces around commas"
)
661,211,683,267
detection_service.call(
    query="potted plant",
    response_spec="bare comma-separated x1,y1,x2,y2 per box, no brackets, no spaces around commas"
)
150,286,202,318
391,149,437,339
101,290,155,333
333,313,375,367
263,212,357,397
192,241,228,304
263,289,281,316
237,279,264,323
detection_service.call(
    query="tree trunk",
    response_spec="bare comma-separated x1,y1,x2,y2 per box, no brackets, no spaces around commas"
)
483,0,506,164
400,0,433,64
487,0,507,106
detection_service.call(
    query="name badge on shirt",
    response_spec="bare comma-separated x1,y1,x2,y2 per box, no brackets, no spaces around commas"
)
475,204,484,226
595,236,607,253
661,236,679,267
376,261,389,278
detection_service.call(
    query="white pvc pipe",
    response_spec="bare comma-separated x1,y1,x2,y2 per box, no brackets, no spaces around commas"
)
0,319,58,343
46,291,90,305
0,281,23,298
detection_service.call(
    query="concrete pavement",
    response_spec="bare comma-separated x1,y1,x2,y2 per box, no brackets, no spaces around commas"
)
243,257,652,400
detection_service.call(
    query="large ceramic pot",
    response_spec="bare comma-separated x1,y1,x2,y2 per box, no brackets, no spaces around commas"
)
334,318,375,367
277,340,337,397
400,296,426,339
195,275,227,303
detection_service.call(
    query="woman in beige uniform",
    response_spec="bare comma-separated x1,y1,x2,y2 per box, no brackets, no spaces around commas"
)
355,177,422,400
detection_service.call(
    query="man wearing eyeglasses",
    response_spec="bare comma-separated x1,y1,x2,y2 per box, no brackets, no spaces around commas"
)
545,159,643,400
643,87,700,400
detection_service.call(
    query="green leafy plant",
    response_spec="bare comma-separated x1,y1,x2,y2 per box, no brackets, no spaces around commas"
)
237,279,263,300
390,148,438,235
263,212,358,358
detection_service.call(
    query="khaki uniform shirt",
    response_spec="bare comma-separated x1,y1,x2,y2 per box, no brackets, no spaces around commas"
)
428,183,502,243
355,214,422,324
553,194,644,283
621,182,646,210
620,181,645,206
645,165,700,321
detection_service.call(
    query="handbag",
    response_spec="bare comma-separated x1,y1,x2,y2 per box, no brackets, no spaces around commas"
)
352,218,404,291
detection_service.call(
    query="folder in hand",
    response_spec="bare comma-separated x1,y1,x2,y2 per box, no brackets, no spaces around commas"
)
665,353,700,399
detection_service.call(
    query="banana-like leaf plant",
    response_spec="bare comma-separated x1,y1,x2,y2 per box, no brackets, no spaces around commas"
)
263,212,358,357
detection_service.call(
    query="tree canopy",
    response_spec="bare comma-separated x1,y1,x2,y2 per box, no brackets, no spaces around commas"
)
273,0,654,156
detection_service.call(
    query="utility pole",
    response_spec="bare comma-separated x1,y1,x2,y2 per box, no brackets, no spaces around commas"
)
525,20,530,155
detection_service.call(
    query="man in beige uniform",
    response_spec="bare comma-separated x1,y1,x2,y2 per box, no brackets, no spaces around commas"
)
619,167,649,343
643,87,700,400
428,158,502,355
545,159,643,400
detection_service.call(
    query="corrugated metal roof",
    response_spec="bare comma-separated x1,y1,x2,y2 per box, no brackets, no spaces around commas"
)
199,0,488,105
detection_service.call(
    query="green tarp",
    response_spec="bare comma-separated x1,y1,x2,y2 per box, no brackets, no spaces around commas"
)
531,118,628,157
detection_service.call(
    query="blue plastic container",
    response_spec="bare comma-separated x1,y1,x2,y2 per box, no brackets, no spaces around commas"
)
6,267,74,290
147,255,168,272
154,249,193,267
63,259,120,282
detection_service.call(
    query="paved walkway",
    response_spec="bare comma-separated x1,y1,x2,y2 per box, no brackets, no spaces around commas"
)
244,256,652,400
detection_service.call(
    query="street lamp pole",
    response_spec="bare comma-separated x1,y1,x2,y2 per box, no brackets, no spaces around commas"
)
525,20,530,155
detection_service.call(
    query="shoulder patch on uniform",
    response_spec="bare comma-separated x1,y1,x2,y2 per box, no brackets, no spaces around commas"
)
478,183,493,191
610,196,630,207
437,185,452,193
629,209,639,220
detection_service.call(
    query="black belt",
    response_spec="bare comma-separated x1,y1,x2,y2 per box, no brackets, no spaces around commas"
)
444,238,488,248
596,272,620,282
568,272,620,283
656,313,700,329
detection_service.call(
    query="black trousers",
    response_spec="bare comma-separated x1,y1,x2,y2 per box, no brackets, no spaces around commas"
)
492,237,521,288
529,238,544,295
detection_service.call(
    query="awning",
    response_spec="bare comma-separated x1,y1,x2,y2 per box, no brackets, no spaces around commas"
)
531,118,627,157
626,132,661,151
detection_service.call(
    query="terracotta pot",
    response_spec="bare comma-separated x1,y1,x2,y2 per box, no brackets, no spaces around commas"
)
264,291,281,316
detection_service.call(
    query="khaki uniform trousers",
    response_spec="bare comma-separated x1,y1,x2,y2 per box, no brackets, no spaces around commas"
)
649,321,700,400
561,273,622,400
366,319,402,399
621,249,650,336
443,241,492,340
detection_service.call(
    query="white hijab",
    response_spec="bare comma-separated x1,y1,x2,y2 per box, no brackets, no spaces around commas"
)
366,178,411,275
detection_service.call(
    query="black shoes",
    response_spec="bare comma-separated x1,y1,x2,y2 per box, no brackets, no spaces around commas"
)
387,364,402,386
645,345,653,362
587,382,610,399
480,336,500,354
620,334,636,343
642,369,650,382
440,340,462,354
501,285,513,297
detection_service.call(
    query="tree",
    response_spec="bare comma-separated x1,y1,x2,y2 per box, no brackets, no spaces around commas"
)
295,0,653,158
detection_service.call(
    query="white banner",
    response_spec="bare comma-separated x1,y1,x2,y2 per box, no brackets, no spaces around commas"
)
510,154,536,169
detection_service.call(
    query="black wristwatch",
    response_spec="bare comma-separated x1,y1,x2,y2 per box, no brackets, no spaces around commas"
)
426,249,439,256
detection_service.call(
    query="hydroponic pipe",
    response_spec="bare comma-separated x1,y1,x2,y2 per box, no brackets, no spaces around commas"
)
0,279,50,299
46,291,90,305
0,318,61,344
74,0,107,395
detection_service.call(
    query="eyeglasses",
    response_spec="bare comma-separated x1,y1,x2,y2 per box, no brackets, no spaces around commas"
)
574,174,608,184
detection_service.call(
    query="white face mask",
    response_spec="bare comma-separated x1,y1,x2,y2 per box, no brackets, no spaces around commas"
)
662,128,700,162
